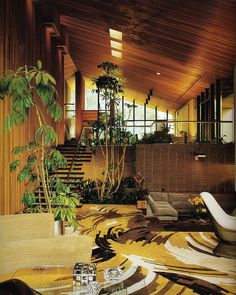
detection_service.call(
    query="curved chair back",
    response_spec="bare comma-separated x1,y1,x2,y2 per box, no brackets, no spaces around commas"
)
200,192,236,244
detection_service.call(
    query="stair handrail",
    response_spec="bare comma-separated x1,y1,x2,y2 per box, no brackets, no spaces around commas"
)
66,126,86,181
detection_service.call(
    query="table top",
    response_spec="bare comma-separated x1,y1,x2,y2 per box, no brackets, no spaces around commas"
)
3,264,148,294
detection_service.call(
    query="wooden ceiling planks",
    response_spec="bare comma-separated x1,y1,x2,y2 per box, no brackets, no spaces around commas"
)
55,0,236,111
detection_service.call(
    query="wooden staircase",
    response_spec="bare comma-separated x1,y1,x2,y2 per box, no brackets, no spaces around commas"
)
34,140,92,207
56,140,92,190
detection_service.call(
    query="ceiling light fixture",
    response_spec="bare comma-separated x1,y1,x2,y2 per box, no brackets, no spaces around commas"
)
109,29,123,59
111,50,122,59
110,40,122,50
109,28,122,40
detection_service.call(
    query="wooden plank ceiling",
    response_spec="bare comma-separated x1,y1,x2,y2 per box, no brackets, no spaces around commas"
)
55,0,236,111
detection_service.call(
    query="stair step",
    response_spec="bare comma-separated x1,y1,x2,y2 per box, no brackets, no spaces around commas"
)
32,136,89,201
59,177,84,181
57,145,87,150
55,167,82,175
56,150,92,156
64,154,92,158
51,170,82,175
57,143,77,147
65,179,84,183
53,173,84,177
57,164,83,169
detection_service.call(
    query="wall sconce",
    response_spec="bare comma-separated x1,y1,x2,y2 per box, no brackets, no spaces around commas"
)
194,153,207,160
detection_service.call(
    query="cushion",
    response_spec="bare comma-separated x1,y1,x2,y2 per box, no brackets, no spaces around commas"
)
0,213,54,242
168,193,190,203
146,195,158,214
0,235,93,275
146,205,154,217
146,195,178,218
152,202,178,217
149,192,168,202
171,201,193,210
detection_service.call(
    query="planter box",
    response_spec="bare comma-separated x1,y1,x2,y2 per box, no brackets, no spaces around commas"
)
137,200,147,215
137,200,147,209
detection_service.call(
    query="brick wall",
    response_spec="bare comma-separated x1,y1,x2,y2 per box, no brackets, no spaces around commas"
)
136,144,235,193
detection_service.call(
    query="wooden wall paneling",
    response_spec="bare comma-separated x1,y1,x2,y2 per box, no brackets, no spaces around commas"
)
55,45,65,144
82,146,135,180
136,144,235,194
75,71,84,139
82,110,98,124
56,0,236,111
33,2,44,63
25,0,34,65
0,0,68,214
3,100,13,214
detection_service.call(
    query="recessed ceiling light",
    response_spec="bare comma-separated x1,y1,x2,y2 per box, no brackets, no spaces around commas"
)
156,72,161,76
110,40,122,50
111,50,122,59
109,28,122,40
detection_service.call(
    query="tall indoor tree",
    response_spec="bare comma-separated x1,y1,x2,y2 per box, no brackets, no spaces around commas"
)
0,61,68,213
91,62,132,201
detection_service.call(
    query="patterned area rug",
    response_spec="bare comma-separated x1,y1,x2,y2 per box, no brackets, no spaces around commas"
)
77,204,236,295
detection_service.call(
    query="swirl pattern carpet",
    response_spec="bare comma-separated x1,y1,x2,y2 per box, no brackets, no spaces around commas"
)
77,204,236,295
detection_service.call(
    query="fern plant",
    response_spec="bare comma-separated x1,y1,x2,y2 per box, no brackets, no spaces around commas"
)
0,61,65,213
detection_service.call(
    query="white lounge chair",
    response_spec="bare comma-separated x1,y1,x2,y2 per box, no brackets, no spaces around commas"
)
200,192,236,244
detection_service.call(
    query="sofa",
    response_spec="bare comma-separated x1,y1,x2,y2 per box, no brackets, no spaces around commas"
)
146,192,179,220
0,213,93,276
146,191,236,220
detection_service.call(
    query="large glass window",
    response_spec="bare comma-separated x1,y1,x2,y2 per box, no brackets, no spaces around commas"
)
84,86,173,138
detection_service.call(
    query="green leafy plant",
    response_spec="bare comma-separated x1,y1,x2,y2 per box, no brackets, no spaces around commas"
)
77,179,98,203
49,177,79,228
138,124,173,144
89,62,132,201
123,176,136,189
134,172,149,201
0,61,71,215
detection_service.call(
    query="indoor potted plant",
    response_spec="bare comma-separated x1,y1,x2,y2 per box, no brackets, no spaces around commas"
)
188,195,206,220
0,61,79,230
134,172,148,211
49,176,79,232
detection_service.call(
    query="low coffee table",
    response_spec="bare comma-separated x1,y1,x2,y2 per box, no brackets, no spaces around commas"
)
6,265,148,294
